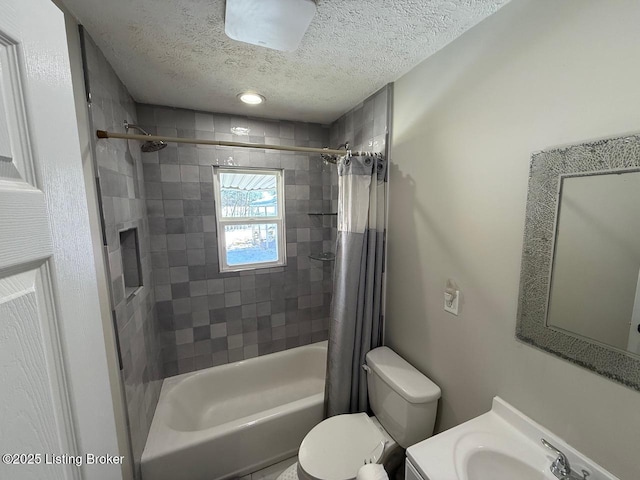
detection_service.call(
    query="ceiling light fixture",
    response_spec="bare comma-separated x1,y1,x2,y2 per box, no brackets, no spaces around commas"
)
238,92,265,105
225,0,317,52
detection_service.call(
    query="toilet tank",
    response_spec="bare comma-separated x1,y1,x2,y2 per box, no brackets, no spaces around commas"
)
365,347,441,449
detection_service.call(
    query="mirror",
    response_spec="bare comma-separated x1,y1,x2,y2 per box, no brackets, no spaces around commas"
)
517,134,640,391
548,171,640,355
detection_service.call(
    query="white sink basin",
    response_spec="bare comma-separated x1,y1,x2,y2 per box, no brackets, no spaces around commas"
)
465,450,545,480
455,430,551,480
406,397,618,480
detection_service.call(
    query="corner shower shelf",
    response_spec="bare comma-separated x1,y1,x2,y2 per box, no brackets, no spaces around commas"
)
308,252,336,262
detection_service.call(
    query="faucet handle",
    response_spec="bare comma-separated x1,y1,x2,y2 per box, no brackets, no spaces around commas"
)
542,439,571,477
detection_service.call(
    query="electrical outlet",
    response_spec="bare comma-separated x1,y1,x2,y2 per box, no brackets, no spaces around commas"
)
444,290,460,315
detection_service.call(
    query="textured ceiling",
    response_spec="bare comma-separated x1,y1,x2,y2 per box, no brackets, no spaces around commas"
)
62,0,510,124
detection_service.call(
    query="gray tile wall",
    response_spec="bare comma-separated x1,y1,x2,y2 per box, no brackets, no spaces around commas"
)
83,33,163,477
328,83,391,223
136,104,334,375
329,84,391,156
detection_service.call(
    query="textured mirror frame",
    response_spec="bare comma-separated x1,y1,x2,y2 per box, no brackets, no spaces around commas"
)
516,133,640,391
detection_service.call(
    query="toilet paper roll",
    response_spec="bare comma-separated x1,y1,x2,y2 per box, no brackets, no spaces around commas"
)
356,464,388,480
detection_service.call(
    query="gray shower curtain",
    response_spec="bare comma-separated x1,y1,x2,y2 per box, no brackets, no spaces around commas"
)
325,154,388,417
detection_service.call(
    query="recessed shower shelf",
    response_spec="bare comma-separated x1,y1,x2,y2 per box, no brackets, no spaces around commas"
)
309,252,336,262
308,213,337,216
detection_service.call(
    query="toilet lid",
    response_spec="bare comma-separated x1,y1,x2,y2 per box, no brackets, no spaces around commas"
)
298,413,387,480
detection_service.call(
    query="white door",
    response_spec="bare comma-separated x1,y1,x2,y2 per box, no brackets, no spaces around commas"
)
0,0,121,479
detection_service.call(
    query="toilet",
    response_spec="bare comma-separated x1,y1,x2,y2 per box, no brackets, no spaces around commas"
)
280,346,441,480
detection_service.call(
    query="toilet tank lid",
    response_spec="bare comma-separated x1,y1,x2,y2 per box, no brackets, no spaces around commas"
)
366,347,441,403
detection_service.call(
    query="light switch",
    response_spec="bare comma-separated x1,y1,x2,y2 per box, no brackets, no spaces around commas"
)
444,289,460,315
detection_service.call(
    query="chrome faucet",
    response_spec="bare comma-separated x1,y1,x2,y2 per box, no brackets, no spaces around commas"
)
542,439,589,480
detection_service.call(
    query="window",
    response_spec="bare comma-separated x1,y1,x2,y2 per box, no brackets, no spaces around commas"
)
212,167,286,272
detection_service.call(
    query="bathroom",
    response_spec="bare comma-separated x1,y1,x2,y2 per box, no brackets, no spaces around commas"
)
0,0,639,479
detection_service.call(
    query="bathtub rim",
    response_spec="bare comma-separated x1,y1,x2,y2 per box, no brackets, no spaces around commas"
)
162,339,327,395
142,341,327,464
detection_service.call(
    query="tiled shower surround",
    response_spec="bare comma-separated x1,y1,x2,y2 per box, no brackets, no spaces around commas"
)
83,32,163,473
136,105,335,375
330,85,391,157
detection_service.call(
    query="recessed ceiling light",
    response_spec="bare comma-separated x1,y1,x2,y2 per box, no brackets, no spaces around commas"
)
238,92,265,105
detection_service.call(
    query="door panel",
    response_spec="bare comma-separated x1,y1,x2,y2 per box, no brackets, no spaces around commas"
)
0,29,37,182
0,4,76,479
0,268,66,480
0,0,121,478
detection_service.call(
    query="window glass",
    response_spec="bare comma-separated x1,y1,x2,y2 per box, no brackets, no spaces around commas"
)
219,172,279,218
224,223,279,266
213,168,285,271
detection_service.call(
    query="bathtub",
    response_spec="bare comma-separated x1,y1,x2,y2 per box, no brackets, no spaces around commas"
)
141,341,327,480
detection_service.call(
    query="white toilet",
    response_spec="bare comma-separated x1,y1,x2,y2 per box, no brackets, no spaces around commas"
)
283,346,441,480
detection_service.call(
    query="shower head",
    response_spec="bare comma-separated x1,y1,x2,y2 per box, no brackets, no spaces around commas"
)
124,121,167,152
141,139,168,153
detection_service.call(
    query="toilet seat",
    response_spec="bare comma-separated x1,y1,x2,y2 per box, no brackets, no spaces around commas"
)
298,413,388,480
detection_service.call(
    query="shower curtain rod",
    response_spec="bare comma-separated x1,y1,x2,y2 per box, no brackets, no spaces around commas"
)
96,130,377,160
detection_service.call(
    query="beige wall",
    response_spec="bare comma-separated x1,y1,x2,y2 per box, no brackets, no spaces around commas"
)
386,1,640,478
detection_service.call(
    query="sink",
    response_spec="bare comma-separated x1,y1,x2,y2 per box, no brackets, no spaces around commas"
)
406,397,618,480
465,450,545,480
455,430,551,480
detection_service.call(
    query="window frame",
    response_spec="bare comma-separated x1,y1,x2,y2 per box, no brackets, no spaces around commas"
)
212,166,287,272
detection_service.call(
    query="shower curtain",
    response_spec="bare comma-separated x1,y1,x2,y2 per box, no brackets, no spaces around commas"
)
325,153,388,417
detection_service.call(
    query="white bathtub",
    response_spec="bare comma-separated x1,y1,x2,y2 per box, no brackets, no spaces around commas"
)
141,341,327,480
